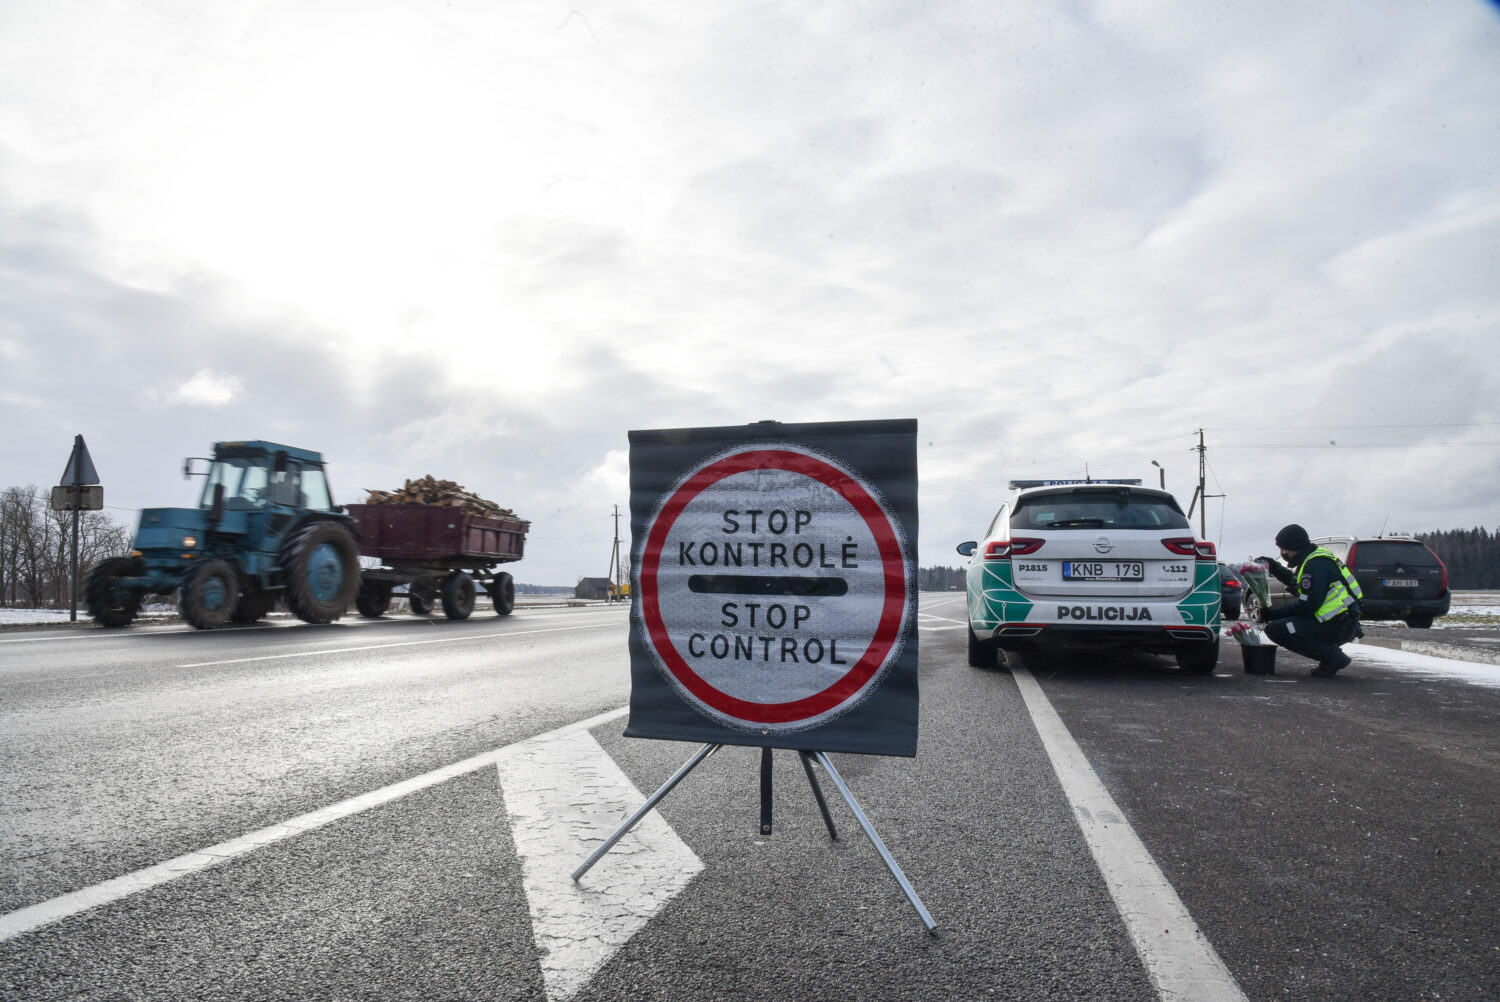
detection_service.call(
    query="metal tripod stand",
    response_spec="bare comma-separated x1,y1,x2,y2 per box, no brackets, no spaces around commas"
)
572,744,936,932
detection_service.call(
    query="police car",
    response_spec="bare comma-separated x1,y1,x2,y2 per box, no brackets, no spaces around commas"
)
956,480,1221,673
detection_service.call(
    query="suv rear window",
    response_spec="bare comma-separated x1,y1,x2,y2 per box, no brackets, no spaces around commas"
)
1010,491,1191,531
1349,541,1440,567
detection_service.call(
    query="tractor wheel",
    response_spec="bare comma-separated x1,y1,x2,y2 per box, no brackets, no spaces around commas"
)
356,582,393,618
180,560,240,630
490,571,516,616
232,589,275,623
281,521,360,624
441,571,477,620
84,557,142,628
408,592,434,616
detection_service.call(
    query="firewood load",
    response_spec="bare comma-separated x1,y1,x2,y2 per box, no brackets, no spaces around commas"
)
362,475,519,520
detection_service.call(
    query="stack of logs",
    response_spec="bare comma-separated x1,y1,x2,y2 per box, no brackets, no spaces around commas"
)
363,476,519,520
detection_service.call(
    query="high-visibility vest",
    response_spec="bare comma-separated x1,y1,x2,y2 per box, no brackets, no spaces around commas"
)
1295,547,1363,622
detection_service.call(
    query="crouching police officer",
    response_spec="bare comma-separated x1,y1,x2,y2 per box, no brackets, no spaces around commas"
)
1258,524,1364,677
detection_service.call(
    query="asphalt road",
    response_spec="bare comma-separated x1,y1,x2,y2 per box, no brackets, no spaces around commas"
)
1,597,1495,1001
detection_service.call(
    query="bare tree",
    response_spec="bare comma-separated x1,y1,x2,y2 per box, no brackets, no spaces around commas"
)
0,485,132,607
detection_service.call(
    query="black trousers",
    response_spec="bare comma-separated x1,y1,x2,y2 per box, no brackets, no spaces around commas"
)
1265,613,1360,665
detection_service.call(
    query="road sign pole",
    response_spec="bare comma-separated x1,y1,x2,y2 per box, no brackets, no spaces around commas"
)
69,470,81,622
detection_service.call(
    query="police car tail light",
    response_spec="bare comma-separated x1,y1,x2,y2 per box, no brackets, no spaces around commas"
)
1164,538,1216,560
985,537,1043,559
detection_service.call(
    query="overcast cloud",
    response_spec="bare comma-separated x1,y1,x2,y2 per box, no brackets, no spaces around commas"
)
2,0,1497,585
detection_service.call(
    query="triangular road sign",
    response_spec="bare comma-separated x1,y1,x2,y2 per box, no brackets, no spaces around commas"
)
59,434,100,486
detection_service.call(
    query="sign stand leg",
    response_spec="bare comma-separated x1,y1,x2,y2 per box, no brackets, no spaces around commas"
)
811,751,937,933
572,742,721,882
798,752,839,841
759,747,774,834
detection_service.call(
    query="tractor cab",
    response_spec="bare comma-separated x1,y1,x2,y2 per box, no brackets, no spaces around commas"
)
190,441,338,514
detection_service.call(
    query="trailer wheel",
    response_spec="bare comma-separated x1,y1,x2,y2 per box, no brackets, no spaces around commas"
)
282,521,360,624
356,582,393,618
180,559,240,630
490,571,516,616
232,589,275,623
84,557,143,628
407,592,433,616
441,571,476,620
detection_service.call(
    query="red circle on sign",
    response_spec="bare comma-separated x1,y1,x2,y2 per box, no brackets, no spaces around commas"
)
640,448,907,725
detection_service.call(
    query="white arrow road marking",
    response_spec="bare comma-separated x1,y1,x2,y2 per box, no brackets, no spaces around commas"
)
0,706,629,943
497,730,703,1002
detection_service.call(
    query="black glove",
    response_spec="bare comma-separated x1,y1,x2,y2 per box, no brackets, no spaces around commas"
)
1256,606,1271,623
1257,555,1277,567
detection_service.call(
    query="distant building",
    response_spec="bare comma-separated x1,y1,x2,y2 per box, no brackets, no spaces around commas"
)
575,577,613,600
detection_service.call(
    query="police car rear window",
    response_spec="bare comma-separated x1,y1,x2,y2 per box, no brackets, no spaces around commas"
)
1010,492,1190,531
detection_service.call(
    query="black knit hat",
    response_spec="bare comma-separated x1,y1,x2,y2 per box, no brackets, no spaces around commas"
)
1275,523,1311,550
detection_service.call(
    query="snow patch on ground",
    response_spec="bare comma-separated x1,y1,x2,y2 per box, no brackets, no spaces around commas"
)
1350,642,1500,689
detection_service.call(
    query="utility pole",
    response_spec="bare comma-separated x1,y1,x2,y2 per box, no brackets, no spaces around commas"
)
1185,428,1224,540
607,505,623,602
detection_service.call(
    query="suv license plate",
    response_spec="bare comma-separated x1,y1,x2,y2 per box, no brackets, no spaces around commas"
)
1064,561,1144,581
1383,578,1419,587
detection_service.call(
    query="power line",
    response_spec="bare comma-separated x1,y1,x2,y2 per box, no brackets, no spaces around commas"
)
1212,442,1500,449
1205,422,1500,431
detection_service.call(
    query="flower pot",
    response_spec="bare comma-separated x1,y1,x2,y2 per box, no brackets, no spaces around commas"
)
1241,645,1277,675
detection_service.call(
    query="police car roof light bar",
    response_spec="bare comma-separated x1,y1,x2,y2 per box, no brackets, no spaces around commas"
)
1007,479,1143,490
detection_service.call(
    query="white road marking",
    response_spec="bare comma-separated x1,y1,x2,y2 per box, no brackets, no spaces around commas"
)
1010,664,1247,1002
0,706,628,943
177,622,621,667
0,606,626,645
498,730,702,1002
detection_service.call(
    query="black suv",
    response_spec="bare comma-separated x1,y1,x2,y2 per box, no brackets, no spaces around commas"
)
1313,535,1450,628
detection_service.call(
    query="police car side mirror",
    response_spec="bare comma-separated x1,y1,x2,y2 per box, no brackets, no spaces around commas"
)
956,541,977,557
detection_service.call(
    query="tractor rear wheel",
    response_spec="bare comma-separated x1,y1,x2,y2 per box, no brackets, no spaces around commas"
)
441,571,476,620
84,557,142,628
408,592,434,615
490,571,515,616
356,582,393,618
282,521,360,624
180,560,240,630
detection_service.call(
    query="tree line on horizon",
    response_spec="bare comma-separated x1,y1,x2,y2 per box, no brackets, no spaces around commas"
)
1416,527,1500,590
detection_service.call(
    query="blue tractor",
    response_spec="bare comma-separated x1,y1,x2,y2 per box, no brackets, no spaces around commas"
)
84,441,362,629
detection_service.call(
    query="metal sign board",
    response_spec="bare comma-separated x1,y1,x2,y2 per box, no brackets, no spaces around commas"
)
626,419,918,757
50,485,103,511
59,435,100,486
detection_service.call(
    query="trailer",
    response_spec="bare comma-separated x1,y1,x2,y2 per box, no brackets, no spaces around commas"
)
347,504,529,619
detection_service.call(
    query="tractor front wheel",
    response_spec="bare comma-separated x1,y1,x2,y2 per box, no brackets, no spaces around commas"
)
84,557,142,628
282,522,360,624
180,560,240,630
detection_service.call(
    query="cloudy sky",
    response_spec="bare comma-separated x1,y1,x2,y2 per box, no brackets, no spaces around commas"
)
3,0,1498,586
